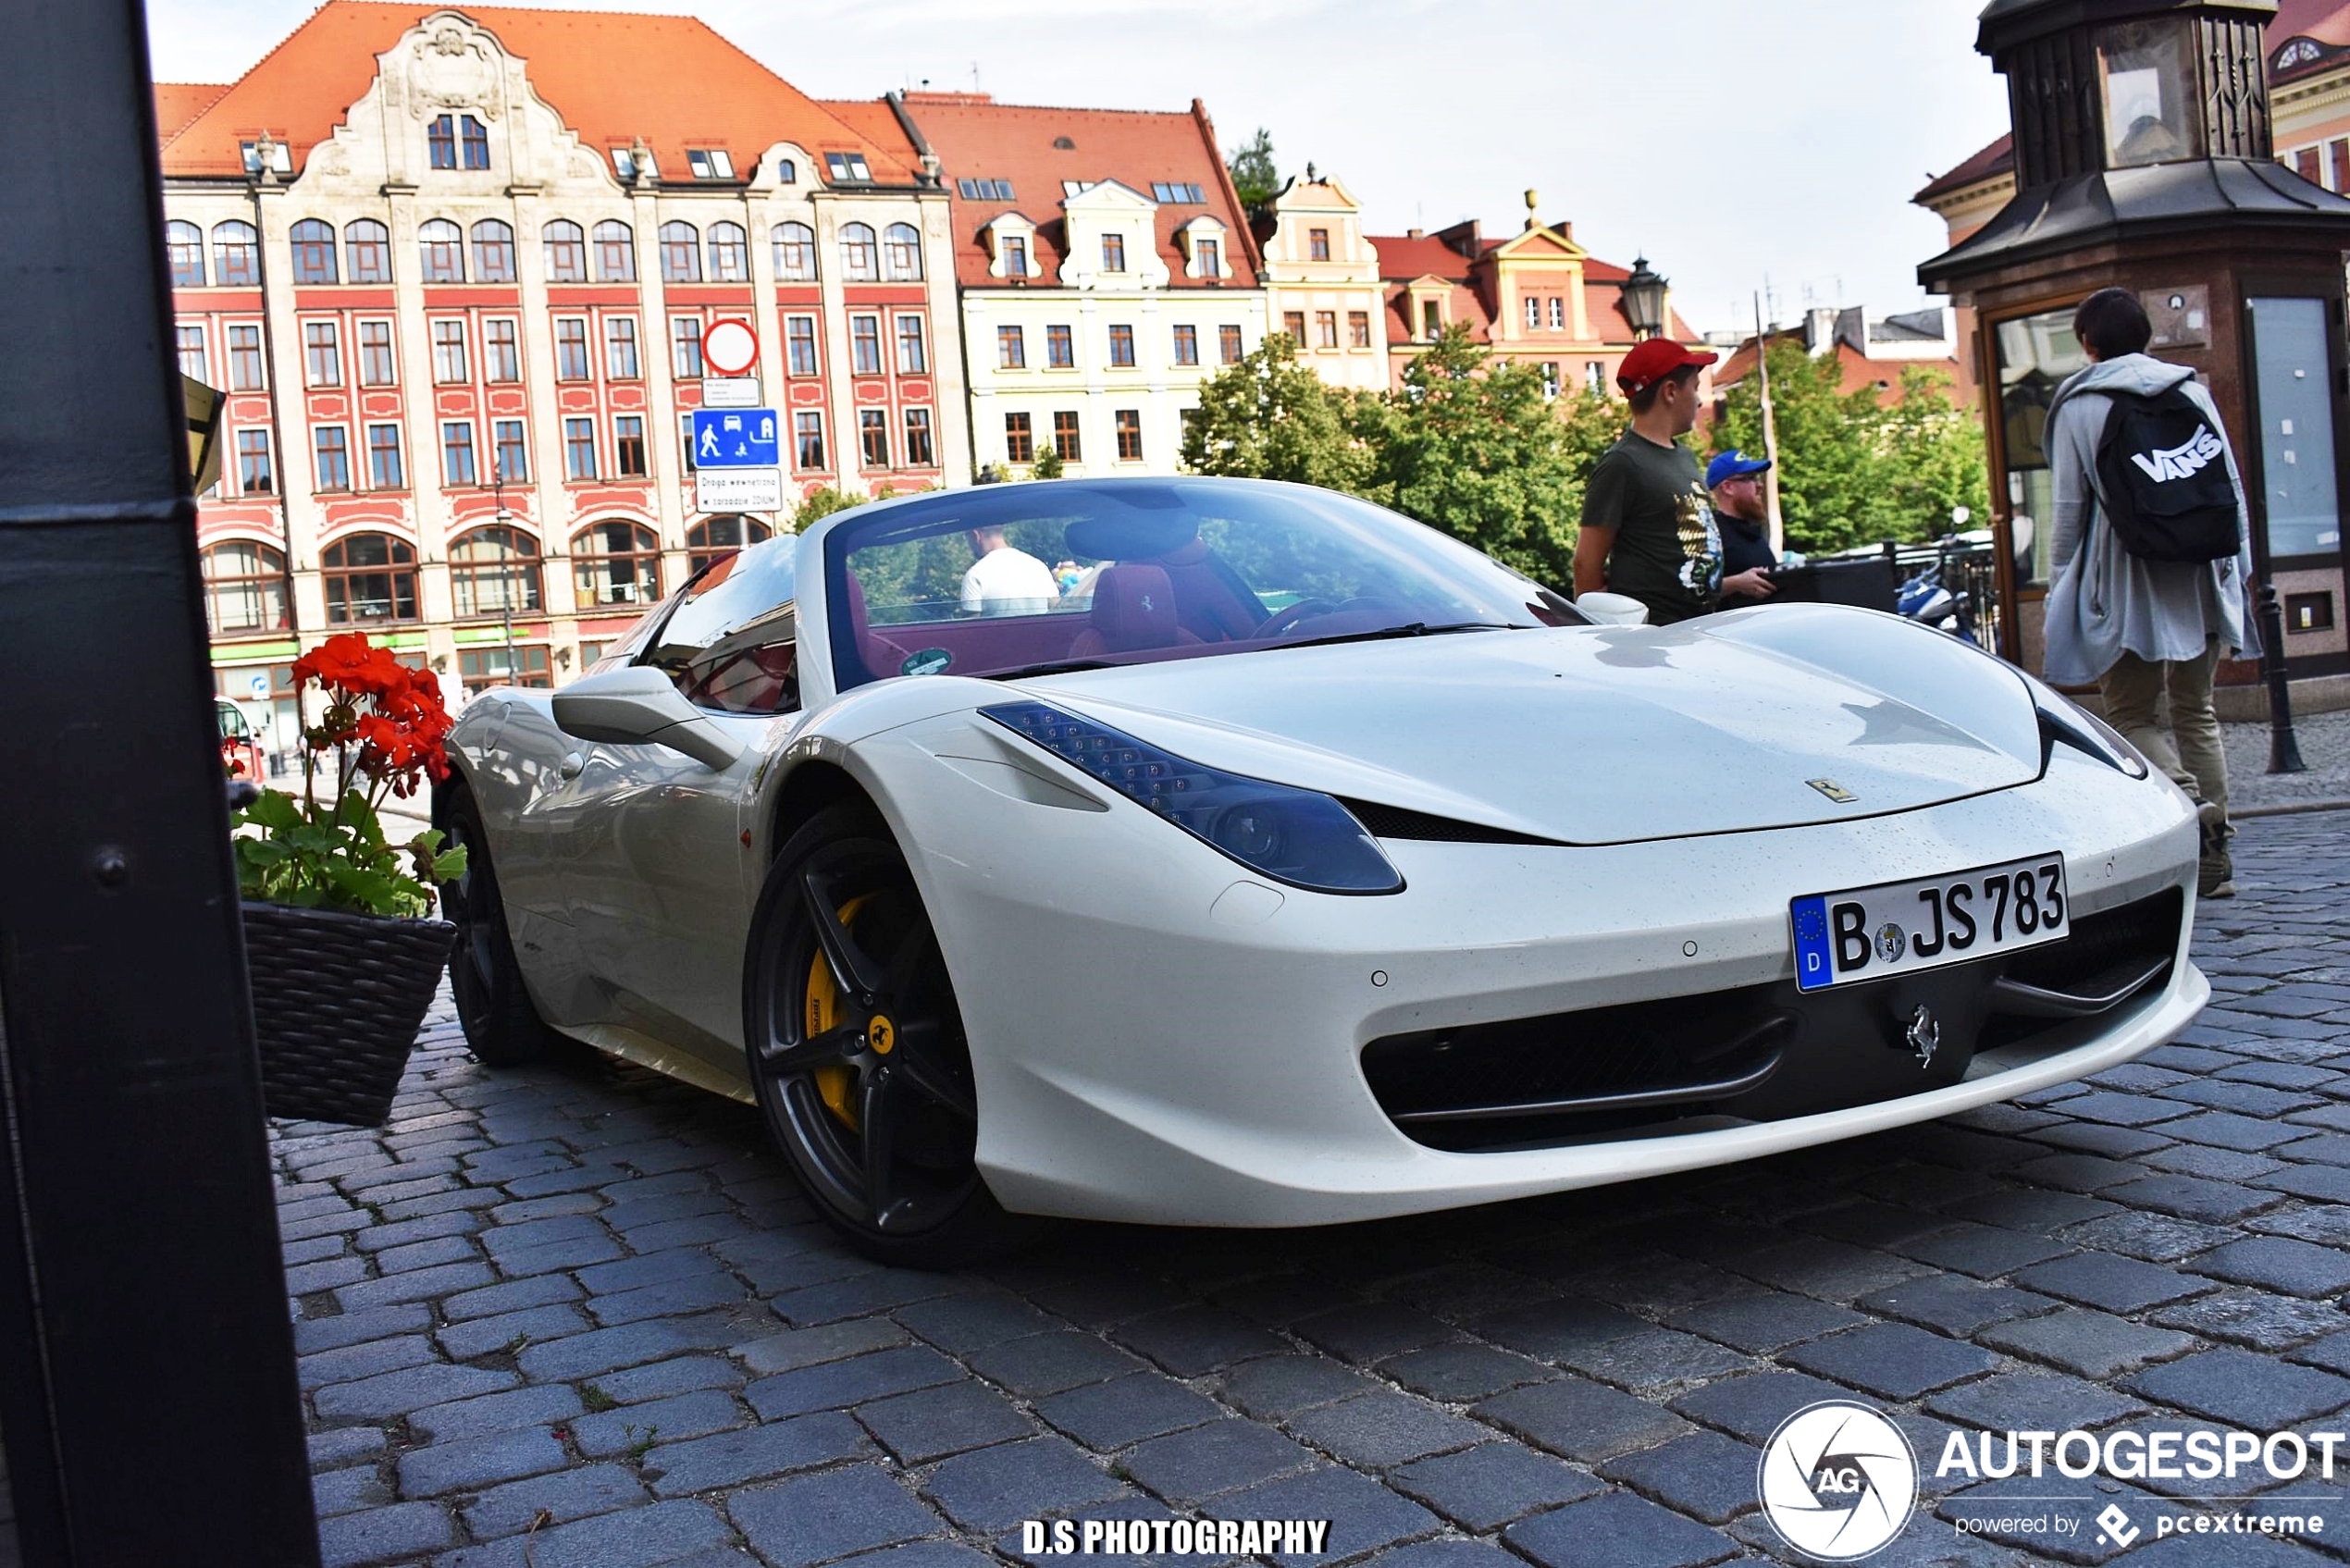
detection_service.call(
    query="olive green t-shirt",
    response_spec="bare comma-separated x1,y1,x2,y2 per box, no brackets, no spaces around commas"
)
1580,432,1721,625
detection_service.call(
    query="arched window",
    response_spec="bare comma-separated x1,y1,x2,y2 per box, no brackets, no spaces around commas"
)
543,219,585,282
418,219,464,283
686,514,772,574
707,221,747,282
593,220,635,282
839,222,878,281
573,520,662,607
199,540,289,636
212,220,259,286
884,223,922,281
470,219,516,282
167,220,206,287
659,221,700,283
345,218,390,283
321,533,419,624
772,221,815,281
290,219,338,284
776,158,798,184
448,525,542,619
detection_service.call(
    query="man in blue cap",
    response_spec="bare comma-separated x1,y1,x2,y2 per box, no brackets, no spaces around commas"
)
1705,449,1780,611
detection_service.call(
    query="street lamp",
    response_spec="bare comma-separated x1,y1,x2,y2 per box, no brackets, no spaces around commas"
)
1622,256,1668,342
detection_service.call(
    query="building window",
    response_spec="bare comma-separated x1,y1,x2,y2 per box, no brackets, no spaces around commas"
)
998,325,1026,369
773,221,816,281
167,220,205,287
441,421,477,487
564,417,598,480
461,115,489,169
228,325,266,389
555,317,590,380
358,320,395,385
1587,361,1606,394
903,407,934,466
431,319,468,383
1317,311,1339,349
450,525,541,618
200,541,288,636
785,315,819,377
678,413,697,471
659,221,700,283
884,224,923,280
1308,227,1331,262
707,221,747,282
335,219,387,286
1098,232,1128,273
824,151,873,183
686,147,735,179
303,321,340,387
1003,235,1030,278
1195,238,1220,278
896,315,927,374
603,315,638,379
960,176,1017,201
366,423,403,488
291,218,338,284
1524,296,1540,330
671,316,703,379
1046,324,1074,368
459,646,551,695
419,219,464,283
543,219,585,282
484,318,520,382
1539,361,1560,398
686,514,771,573
427,115,456,169
1108,324,1135,367
1283,311,1306,346
1004,412,1033,464
593,220,635,282
1347,311,1371,349
794,411,826,470
213,221,259,286
471,219,515,282
840,223,878,281
1219,324,1243,364
1172,324,1198,365
236,429,273,493
1053,410,1082,463
493,419,527,483
1421,300,1441,340
573,520,662,606
175,325,208,382
322,534,417,624
1147,180,1204,203
1549,296,1565,330
1115,409,1143,462
860,408,889,469
850,314,883,376
614,414,647,477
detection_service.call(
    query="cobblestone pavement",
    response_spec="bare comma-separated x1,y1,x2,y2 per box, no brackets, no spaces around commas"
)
279,812,2350,1568
2227,710,2350,813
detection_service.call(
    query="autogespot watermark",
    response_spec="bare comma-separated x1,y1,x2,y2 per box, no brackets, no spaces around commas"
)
1758,1401,2343,1559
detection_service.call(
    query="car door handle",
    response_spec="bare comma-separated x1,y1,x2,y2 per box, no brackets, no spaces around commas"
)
560,751,584,780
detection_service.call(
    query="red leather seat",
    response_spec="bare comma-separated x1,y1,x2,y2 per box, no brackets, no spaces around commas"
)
839,570,910,683
1067,564,1204,657
1146,537,1266,642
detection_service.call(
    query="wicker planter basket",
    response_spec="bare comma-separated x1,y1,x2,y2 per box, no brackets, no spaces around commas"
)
242,901,454,1127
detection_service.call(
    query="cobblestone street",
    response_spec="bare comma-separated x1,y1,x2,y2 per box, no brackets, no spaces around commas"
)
280,811,2350,1568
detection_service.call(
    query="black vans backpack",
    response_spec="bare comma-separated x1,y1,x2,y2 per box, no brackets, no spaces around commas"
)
2092,386,2242,562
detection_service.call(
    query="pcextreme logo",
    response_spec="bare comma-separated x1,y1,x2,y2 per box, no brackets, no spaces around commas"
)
1758,1401,1921,1560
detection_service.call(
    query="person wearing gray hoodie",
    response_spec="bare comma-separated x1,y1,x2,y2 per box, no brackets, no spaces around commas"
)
2042,288,2257,898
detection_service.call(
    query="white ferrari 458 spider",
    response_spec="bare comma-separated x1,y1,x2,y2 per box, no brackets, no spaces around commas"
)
437,477,2207,1264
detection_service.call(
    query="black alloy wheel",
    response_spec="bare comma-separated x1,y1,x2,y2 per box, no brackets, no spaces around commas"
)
438,783,548,1066
744,803,1033,1266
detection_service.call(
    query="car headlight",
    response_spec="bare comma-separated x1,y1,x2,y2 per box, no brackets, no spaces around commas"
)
982,701,1404,895
2022,676,2149,778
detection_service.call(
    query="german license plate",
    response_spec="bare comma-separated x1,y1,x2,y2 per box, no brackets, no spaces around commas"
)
1791,854,2069,993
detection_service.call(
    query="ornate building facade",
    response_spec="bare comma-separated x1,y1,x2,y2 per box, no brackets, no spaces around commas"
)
1255,171,1390,391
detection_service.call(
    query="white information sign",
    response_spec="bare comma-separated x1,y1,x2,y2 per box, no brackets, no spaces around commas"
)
697,467,783,512
703,377,761,409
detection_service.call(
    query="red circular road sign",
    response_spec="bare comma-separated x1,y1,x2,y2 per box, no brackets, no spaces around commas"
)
701,318,758,377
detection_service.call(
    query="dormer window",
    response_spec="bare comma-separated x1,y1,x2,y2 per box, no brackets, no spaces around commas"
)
686,148,734,179
2280,37,2324,69
1309,228,1330,261
1195,238,1220,278
428,114,489,171
239,140,293,177
824,152,873,183
1149,182,1205,204
957,178,1016,201
1421,299,1442,340
610,147,636,180
1102,233,1127,272
1005,235,1030,278
777,158,798,184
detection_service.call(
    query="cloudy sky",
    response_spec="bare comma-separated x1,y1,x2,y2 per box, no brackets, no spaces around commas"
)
145,0,2012,338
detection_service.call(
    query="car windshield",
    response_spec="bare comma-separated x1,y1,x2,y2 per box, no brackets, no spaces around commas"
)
823,479,1577,690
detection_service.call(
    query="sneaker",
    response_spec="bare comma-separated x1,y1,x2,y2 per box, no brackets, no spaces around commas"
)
2195,799,2224,831
2199,822,2236,899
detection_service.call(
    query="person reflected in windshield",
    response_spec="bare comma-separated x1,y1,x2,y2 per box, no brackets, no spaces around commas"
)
960,525,1059,617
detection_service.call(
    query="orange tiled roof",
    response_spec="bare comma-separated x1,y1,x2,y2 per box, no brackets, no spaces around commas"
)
155,81,230,140
1368,230,1676,347
1914,134,2015,204
160,1,919,185
889,93,1260,290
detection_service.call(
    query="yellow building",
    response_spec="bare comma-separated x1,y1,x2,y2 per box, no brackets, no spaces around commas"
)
1255,170,1390,391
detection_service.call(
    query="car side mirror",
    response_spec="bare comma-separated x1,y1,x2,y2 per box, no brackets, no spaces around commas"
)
550,665,743,771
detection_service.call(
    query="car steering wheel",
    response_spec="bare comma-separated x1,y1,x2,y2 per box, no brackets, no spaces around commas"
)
1255,599,1341,638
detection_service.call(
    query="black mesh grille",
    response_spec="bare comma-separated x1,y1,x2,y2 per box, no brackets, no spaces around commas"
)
1342,799,1555,846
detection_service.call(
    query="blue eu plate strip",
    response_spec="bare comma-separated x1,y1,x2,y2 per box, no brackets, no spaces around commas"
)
1790,895,1834,993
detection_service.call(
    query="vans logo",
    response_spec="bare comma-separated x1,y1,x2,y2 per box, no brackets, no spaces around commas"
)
2129,426,2224,484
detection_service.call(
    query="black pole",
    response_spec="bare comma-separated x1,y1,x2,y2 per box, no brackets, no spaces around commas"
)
0,1,322,1562
2257,581,2308,774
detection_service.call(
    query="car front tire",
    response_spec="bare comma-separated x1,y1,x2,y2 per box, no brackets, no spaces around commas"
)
438,781,549,1068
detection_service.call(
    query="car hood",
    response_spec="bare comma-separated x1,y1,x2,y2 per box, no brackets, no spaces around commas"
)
1011,607,2045,846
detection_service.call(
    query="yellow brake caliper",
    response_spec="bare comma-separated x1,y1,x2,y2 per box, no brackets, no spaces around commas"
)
805,895,869,1130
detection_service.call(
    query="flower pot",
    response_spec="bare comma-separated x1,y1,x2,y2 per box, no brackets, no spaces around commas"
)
241,901,454,1127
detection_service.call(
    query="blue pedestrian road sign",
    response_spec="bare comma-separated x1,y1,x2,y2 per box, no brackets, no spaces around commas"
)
690,408,781,468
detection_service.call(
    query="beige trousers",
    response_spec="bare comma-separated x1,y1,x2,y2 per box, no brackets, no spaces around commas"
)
2096,636,2228,822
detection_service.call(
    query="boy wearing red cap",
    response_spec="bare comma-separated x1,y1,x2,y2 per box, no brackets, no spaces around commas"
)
1574,339,1730,624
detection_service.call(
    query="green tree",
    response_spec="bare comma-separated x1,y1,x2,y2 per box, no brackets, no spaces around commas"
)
1032,443,1065,479
793,485,865,532
1874,365,1991,538
1181,331,1375,493
1225,129,1280,214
